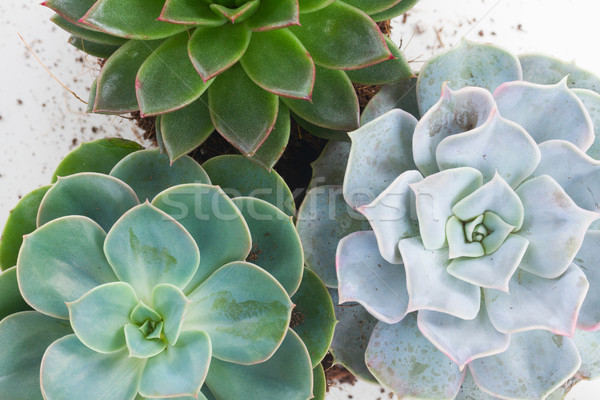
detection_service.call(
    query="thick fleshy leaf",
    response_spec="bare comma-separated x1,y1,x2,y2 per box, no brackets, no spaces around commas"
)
210,1,260,23
80,0,188,39
51,14,127,46
94,40,164,113
159,0,226,26
247,101,291,170
296,185,371,287
18,216,117,319
366,314,466,399
124,323,166,358
202,154,295,215
283,66,359,130
470,330,581,400
494,79,594,150
160,94,214,162
452,173,524,230
308,141,351,190
344,109,418,208
0,267,31,320
533,140,600,229
246,0,300,31
413,85,495,177
208,64,278,155
573,329,600,379
399,237,481,319
446,215,485,259
485,264,588,336
104,203,200,301
290,1,391,69
576,231,600,330
361,77,420,124
328,289,378,383
515,175,599,278
41,334,145,400
152,184,252,293
52,138,143,183
44,0,96,23
337,231,409,323
185,262,292,364
152,284,189,345
0,185,49,270
346,36,413,85
139,330,211,398
416,39,522,114
206,328,313,400
68,282,138,354
411,167,482,250
137,33,213,116
370,0,419,21
232,197,303,296
241,28,315,99
188,23,251,82
447,234,529,291
572,88,600,160
292,113,349,141
110,149,210,201
68,36,120,58
0,312,72,399
519,54,600,93
456,370,500,400
290,269,336,367
298,0,335,13
37,173,140,231
313,364,326,400
342,0,402,14
436,111,541,188
418,306,510,371
358,170,422,263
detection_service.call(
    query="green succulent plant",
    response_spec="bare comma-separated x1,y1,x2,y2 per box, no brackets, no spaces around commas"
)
45,0,417,169
297,40,600,399
0,139,336,400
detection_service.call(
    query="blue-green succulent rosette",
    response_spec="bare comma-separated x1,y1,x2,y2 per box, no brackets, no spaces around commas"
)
0,140,335,400
297,40,600,399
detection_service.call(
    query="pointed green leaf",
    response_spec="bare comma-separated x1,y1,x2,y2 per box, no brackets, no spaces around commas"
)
290,269,336,367
131,302,161,325
159,0,227,26
188,23,252,81
68,282,139,353
289,1,392,69
0,185,49,271
41,334,145,399
248,101,291,170
0,312,72,400
283,66,359,130
51,14,127,46
241,28,315,99
370,0,420,21
313,364,326,400
232,197,303,295
208,64,279,155
292,112,349,141
94,39,164,113
80,0,188,39
87,78,98,112
152,284,189,345
298,0,335,13
137,33,213,116
206,329,313,400
139,330,211,397
110,149,210,201
152,184,252,293
202,154,295,215
104,203,200,301
44,0,96,23
18,216,117,319
124,323,167,358
185,262,293,364
160,95,215,162
37,173,140,231
0,267,31,320
52,138,143,183
210,1,260,23
343,0,403,15
246,0,300,31
68,35,119,58
346,36,413,85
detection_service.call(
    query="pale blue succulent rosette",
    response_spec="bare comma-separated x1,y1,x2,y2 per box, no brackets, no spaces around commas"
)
297,40,600,399
0,141,335,400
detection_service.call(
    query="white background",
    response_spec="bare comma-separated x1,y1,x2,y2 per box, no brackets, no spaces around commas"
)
1,0,599,398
